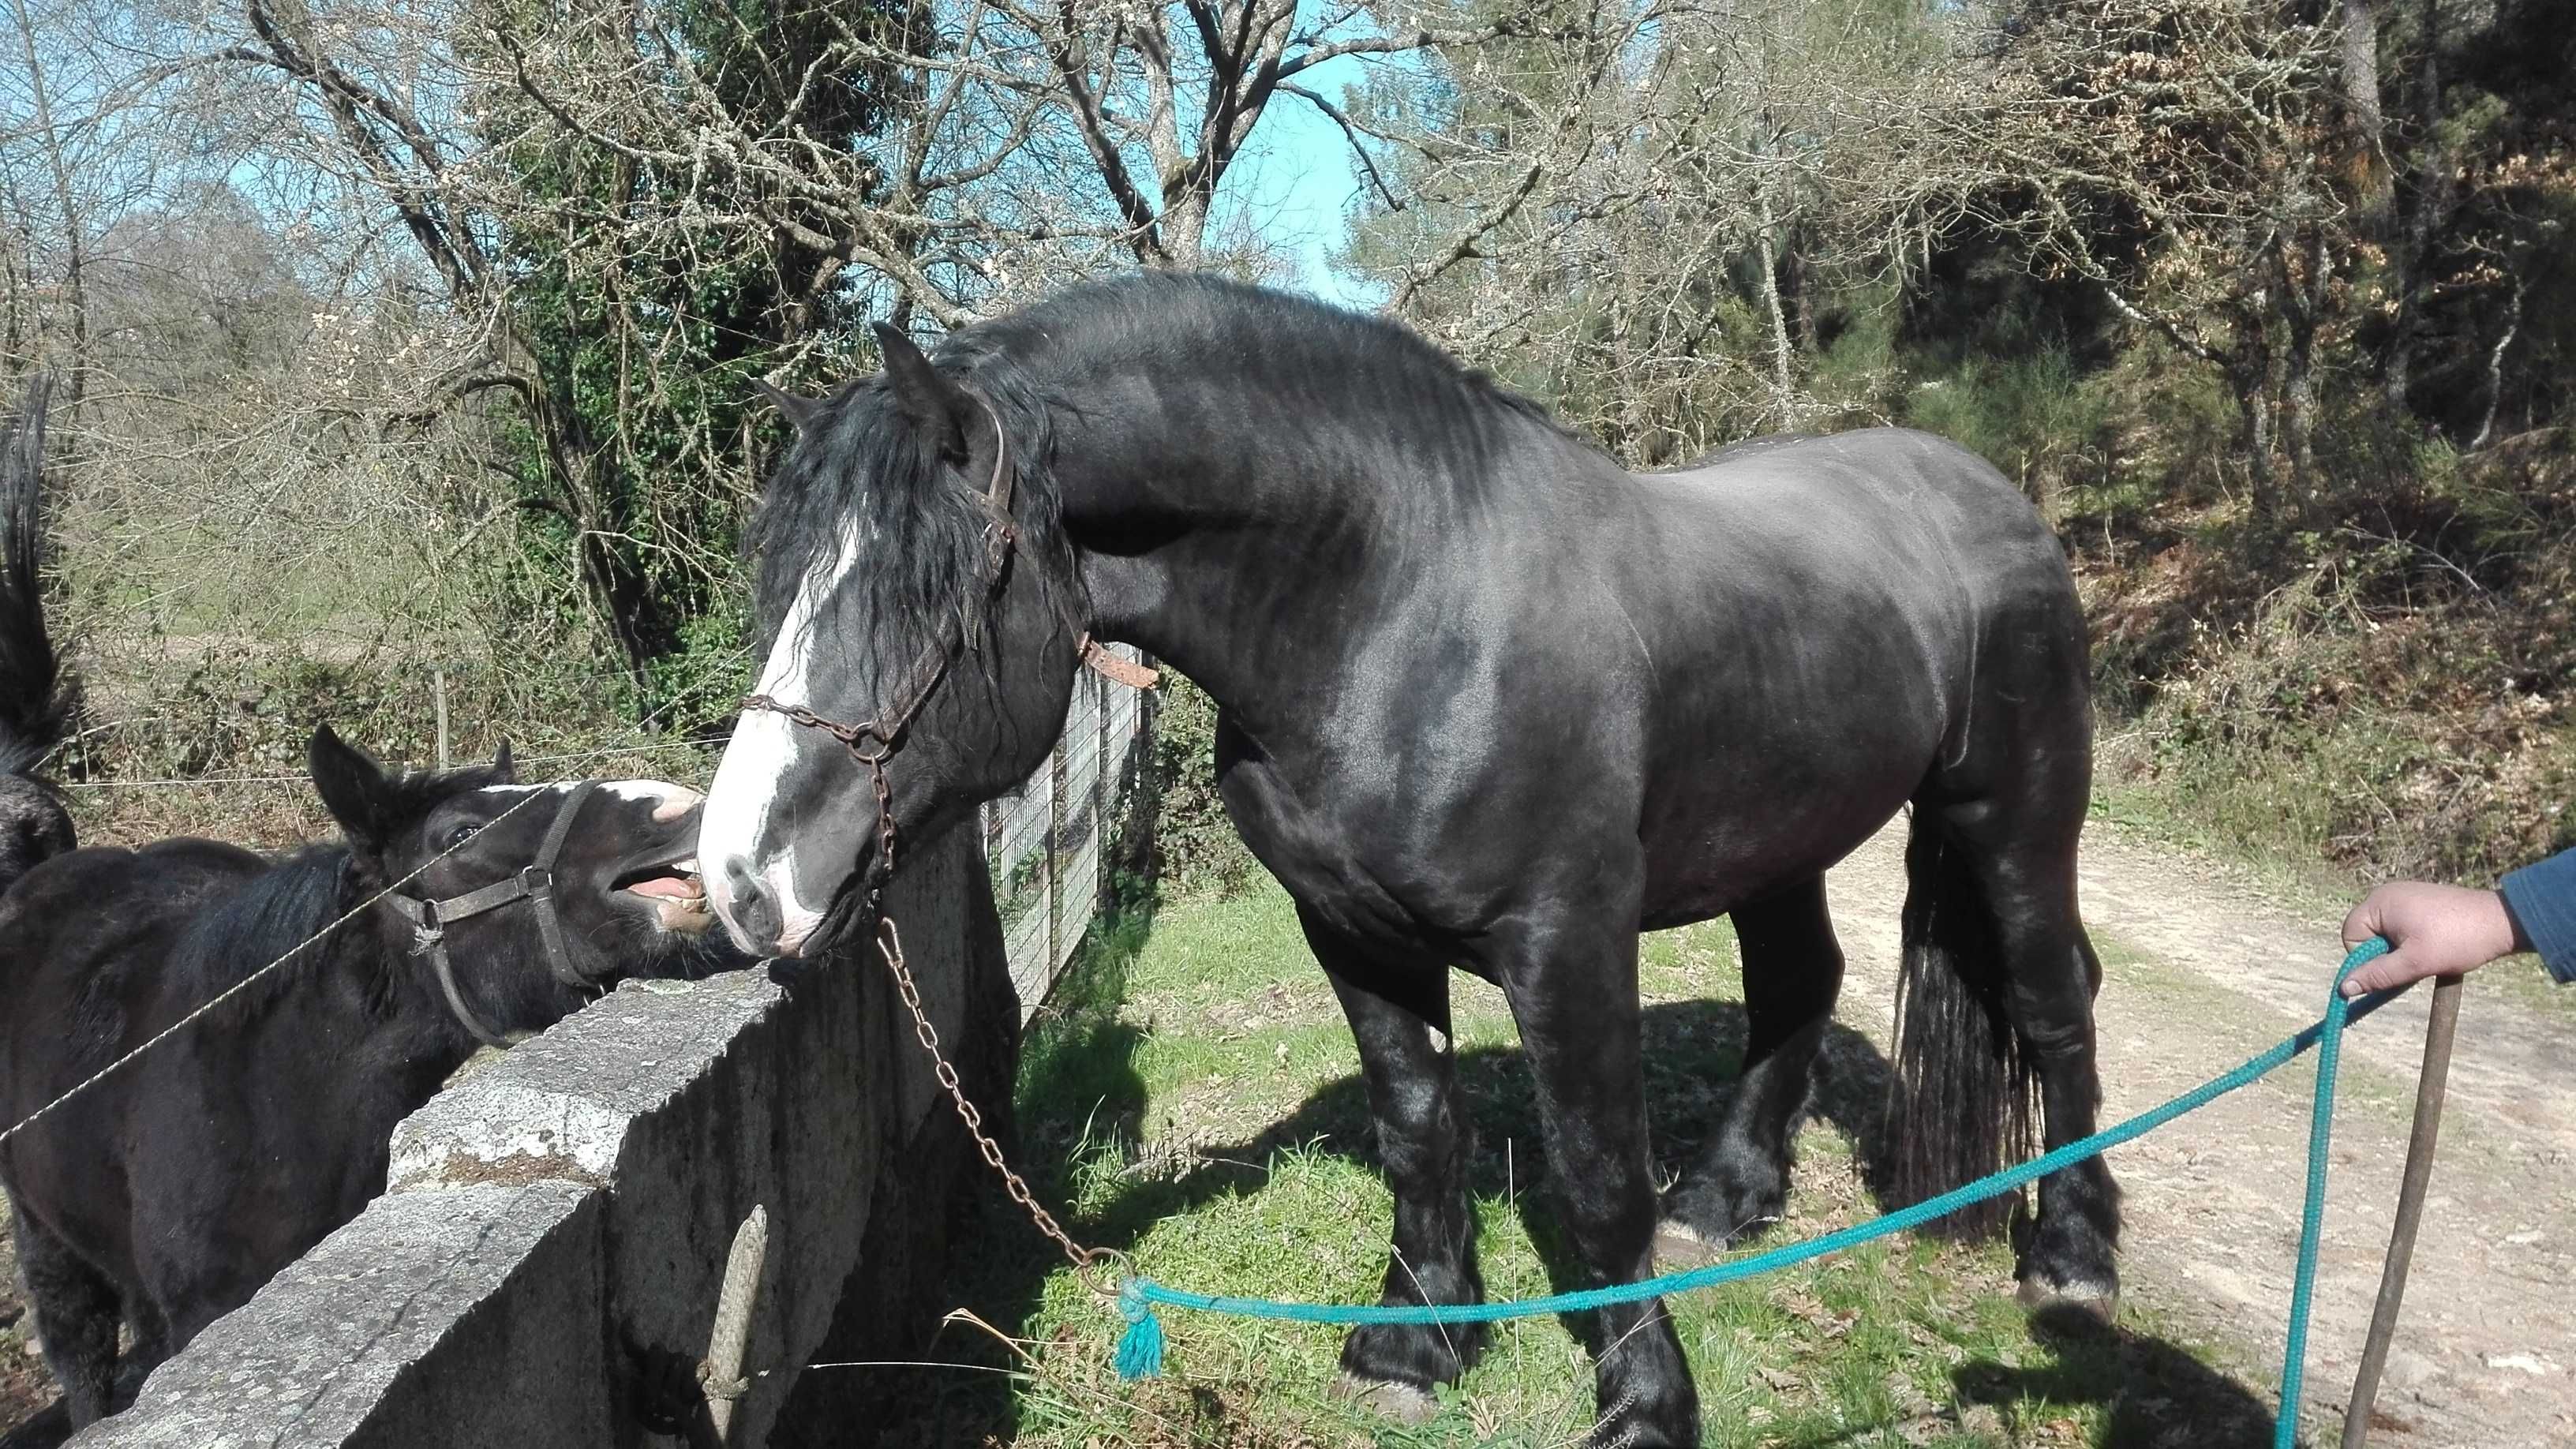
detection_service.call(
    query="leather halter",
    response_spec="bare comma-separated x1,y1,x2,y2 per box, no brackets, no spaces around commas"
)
382,778,599,1048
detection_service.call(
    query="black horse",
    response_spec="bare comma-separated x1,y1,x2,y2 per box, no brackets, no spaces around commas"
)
0,387,738,1435
698,273,2114,1447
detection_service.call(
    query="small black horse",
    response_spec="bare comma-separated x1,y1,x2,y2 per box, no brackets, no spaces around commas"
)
0,386,737,1434
699,274,2115,1447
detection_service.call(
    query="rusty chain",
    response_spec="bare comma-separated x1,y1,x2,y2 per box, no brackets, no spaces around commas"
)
873,915,1107,1279
733,388,1144,1294
739,687,1110,1285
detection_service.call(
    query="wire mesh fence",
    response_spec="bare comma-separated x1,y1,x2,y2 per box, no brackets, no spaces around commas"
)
982,644,1153,1017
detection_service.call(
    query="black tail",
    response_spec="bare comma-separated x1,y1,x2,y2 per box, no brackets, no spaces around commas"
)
1887,811,2035,1238
0,374,77,889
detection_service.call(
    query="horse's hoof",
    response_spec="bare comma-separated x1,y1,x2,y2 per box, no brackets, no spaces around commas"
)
2016,1273,2118,1325
1334,1373,1440,1425
1652,1220,1724,1275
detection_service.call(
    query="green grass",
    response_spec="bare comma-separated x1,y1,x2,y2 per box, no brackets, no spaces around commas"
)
880,880,2280,1447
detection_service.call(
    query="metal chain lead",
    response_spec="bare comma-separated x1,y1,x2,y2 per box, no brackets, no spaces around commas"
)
873,915,1103,1275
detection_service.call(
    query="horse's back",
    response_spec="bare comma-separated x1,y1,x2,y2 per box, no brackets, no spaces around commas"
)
0,838,265,1122
1607,428,2084,918
1660,428,2052,546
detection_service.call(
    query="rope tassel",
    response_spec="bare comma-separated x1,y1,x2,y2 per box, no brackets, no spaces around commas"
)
1114,1280,1165,1380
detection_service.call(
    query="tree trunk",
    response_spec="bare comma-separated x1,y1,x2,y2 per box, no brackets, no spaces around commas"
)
2383,0,2447,412
1160,189,1208,270
1753,150,1795,429
2232,355,2280,523
2342,0,2391,230
2280,228,2329,511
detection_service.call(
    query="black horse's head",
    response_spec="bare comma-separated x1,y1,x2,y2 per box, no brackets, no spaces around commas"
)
307,725,723,1031
702,323,1084,957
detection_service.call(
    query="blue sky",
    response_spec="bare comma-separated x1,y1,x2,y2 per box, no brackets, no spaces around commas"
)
1225,54,1382,310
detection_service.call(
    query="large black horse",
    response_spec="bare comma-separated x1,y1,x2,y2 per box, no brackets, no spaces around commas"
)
698,274,2114,1446
0,383,738,1435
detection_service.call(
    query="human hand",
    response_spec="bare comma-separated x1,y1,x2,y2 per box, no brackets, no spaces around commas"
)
2340,881,2527,998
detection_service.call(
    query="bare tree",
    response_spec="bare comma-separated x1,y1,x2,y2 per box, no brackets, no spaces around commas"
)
1341,0,1956,457
1860,0,2353,519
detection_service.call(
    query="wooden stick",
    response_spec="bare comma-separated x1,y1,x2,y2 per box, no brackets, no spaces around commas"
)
703,1204,769,1443
2340,974,2463,1449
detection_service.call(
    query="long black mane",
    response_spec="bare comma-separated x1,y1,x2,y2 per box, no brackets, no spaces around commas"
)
170,846,349,997
750,274,1577,691
751,337,1072,701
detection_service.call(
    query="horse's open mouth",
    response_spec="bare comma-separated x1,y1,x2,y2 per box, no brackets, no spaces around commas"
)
614,857,711,931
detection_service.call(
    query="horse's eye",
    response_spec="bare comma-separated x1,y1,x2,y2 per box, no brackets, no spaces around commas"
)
444,822,481,850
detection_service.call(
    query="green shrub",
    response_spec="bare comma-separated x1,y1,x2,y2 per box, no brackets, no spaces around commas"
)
1147,673,1262,900
1900,344,2111,515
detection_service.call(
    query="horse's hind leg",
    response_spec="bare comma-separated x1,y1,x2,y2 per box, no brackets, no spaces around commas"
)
1943,803,2122,1316
10,1203,121,1428
1657,877,1842,1265
1300,905,1487,1418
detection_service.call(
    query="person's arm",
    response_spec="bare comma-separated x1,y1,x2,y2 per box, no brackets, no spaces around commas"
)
2499,847,2576,985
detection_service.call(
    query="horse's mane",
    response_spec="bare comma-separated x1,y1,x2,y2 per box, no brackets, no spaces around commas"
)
171,845,350,997
751,273,1587,685
170,760,511,998
751,314,1074,698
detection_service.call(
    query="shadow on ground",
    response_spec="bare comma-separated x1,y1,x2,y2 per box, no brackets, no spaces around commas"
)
856,894,2287,1448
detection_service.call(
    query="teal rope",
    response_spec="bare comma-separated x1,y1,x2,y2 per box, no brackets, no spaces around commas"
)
1116,940,2394,1445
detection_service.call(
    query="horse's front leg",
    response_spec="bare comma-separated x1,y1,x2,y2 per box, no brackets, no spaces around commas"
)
1301,904,1487,1421
1496,895,1699,1449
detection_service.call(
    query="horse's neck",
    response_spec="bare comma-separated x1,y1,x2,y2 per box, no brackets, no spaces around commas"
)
295,924,482,1086
1061,390,1552,740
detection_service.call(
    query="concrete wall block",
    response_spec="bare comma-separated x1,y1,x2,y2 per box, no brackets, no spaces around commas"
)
69,1182,605,1449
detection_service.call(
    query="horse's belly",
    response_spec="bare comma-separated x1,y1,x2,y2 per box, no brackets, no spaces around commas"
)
1634,717,1934,927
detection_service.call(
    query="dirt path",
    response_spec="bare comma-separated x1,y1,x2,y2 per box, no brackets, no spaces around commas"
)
1824,818,2576,1447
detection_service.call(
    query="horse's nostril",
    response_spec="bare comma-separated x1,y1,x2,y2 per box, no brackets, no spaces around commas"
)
724,859,783,947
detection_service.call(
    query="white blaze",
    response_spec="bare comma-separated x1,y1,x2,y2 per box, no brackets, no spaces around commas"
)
483,779,701,819
702,519,865,954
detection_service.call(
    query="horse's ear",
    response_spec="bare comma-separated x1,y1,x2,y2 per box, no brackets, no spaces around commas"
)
871,320,971,466
491,739,515,784
309,724,391,848
753,379,826,435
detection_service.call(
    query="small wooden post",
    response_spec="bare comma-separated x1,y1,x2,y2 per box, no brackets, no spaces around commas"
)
432,668,450,770
2342,975,2465,1448
701,1204,768,1443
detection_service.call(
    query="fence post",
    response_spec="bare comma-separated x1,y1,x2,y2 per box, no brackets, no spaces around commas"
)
1046,739,1065,971
1095,665,1110,914
433,668,449,770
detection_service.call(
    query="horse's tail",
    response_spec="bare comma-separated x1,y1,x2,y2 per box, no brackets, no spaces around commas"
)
0,374,78,887
1887,811,2034,1238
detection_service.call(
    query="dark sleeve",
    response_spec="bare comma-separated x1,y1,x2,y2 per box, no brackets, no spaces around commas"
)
2499,847,2576,985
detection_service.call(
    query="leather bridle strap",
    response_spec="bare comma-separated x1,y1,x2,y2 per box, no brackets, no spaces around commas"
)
382,779,602,1047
